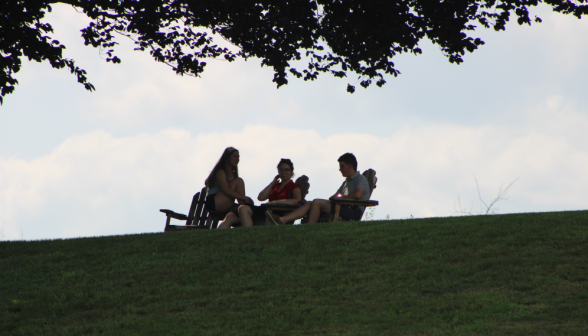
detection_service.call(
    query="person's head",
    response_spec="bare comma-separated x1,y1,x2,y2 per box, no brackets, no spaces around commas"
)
277,158,294,181
338,153,357,178
227,148,240,168
205,147,239,188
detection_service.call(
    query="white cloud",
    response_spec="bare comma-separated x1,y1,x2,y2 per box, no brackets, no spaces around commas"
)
2,99,587,241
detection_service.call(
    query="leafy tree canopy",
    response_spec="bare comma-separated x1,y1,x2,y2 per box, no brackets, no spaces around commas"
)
1,0,586,103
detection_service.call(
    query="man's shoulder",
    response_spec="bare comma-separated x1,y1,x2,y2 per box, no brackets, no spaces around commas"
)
350,172,369,191
355,173,370,200
353,172,368,183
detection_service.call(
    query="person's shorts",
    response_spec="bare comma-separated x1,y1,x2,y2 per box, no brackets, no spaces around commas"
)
330,201,362,221
233,204,288,224
248,205,267,221
207,193,243,226
205,194,216,212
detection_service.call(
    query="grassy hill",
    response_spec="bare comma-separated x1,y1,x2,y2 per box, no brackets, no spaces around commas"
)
1,211,587,335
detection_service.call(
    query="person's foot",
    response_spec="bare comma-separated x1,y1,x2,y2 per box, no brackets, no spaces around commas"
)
265,210,284,225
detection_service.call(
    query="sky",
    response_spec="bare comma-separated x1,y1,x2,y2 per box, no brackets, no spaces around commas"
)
1,4,587,240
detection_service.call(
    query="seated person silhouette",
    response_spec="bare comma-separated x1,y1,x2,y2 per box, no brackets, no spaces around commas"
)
205,147,255,218
218,158,302,228
266,153,369,225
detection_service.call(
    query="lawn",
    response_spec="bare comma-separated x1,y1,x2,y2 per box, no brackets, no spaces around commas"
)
1,211,587,335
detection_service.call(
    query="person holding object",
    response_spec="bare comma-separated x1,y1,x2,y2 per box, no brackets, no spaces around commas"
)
204,147,254,217
218,158,302,228
266,153,369,225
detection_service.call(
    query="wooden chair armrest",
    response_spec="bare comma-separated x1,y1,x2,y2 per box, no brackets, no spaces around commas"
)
328,199,379,207
328,199,379,223
262,203,302,212
159,209,189,221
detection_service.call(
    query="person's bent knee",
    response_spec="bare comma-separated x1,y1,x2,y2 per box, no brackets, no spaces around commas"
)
230,177,244,187
238,204,251,214
223,212,236,221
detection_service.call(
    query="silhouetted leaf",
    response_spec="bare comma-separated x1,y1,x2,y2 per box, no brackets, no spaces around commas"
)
1,0,586,102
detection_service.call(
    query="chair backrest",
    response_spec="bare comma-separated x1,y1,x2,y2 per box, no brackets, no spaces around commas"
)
362,169,377,199
354,168,377,220
197,187,227,228
187,187,209,226
186,191,201,226
295,175,310,200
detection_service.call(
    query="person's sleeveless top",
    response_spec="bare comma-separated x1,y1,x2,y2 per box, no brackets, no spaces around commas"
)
207,175,233,196
268,180,301,201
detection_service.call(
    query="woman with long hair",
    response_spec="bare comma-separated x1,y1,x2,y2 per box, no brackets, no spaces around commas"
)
218,158,301,228
205,147,254,215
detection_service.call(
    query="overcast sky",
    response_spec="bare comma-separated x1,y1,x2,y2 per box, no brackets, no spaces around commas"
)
1,4,587,240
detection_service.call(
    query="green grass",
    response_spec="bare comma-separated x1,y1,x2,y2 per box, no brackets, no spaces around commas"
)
1,211,587,335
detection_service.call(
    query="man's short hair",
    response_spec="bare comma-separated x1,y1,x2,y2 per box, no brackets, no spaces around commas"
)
338,153,357,171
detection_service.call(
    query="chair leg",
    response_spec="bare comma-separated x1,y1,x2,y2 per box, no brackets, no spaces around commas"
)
332,203,341,222
211,219,219,229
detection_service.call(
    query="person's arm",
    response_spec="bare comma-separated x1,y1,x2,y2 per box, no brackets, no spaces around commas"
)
268,187,302,205
329,181,347,200
258,175,279,201
216,170,251,203
338,188,364,200
335,176,369,200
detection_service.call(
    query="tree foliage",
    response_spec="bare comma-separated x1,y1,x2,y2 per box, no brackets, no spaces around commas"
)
1,0,586,103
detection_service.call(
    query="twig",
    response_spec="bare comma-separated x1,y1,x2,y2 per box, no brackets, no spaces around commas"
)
452,176,518,216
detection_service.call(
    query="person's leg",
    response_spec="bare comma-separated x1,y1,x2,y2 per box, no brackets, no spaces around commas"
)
307,199,332,223
214,177,245,212
279,201,312,223
238,205,254,227
218,212,240,229
338,205,362,221
231,178,246,204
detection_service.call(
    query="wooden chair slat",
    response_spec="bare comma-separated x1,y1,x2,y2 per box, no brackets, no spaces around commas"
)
193,187,208,226
210,217,220,229
205,216,215,229
185,192,200,226
197,210,208,227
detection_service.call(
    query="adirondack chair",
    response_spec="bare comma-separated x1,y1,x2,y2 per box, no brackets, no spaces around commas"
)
330,168,378,222
307,168,378,223
160,187,227,231
252,175,310,226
